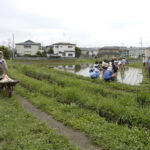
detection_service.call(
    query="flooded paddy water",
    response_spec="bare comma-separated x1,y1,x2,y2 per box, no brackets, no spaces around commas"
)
54,64,143,85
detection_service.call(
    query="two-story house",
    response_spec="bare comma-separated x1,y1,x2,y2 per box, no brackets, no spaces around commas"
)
98,46,128,59
52,42,76,57
16,40,42,56
80,47,99,57
98,46,121,59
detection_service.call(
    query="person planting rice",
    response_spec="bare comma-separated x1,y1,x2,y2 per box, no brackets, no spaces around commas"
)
104,66,115,81
102,60,109,75
90,64,100,79
143,56,146,67
147,57,150,78
121,58,126,69
112,60,118,77
0,51,8,78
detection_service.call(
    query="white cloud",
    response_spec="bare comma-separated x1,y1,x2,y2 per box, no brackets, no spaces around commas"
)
0,0,150,47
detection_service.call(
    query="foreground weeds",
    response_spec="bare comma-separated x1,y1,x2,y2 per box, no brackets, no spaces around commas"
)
0,94,80,150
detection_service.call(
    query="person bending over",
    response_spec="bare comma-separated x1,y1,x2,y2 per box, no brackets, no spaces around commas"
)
104,67,115,81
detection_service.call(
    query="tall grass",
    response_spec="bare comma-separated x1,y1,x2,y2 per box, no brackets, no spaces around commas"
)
8,66,150,130
15,85,150,150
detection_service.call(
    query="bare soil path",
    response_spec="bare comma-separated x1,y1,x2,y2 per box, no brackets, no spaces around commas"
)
16,95,102,150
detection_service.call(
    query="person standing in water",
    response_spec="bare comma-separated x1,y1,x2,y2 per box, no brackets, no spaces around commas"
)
143,56,146,67
0,51,8,77
147,57,150,78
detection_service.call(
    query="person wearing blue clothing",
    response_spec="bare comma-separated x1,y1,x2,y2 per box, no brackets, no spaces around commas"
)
90,65,100,79
147,57,150,77
104,67,115,81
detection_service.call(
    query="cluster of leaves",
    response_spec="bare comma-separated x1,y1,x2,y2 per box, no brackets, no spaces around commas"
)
0,46,12,59
36,51,47,57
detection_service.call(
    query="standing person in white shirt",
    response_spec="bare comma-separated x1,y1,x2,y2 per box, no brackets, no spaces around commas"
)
143,56,146,67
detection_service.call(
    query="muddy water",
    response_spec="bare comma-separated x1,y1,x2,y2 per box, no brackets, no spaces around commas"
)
54,64,143,85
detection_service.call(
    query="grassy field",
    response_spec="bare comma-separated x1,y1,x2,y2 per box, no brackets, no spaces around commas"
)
12,58,99,66
0,94,80,150
2,60,149,150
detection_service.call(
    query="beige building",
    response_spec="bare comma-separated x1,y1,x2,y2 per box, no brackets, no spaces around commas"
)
98,46,121,59
80,48,99,57
16,40,42,56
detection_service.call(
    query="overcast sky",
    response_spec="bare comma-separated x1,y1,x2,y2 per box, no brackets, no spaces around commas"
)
0,0,150,47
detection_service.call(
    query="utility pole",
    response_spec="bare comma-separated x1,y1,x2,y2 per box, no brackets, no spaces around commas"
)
12,34,15,59
139,38,143,56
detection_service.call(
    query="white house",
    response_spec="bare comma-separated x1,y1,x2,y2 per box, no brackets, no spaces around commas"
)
52,42,76,57
16,40,42,56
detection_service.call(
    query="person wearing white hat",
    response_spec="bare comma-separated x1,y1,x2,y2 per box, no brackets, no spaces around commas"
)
0,51,8,76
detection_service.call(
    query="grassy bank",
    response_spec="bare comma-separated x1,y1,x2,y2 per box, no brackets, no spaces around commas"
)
0,94,80,150
11,58,99,66
4,60,150,150
15,85,150,150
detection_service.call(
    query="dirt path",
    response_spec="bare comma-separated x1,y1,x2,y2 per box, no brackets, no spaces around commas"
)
16,95,102,150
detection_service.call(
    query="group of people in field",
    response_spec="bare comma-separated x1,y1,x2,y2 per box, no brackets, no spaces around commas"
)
90,58,127,81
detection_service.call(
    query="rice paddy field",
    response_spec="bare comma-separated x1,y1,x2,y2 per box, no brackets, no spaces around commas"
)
1,59,150,150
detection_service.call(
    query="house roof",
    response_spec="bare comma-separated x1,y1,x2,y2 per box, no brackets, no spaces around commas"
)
99,46,127,50
16,40,41,45
80,47,99,51
52,42,76,46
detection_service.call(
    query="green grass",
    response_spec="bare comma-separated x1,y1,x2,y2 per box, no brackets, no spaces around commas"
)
0,94,80,150
4,60,150,150
11,58,99,66
14,85,150,150
8,66,150,130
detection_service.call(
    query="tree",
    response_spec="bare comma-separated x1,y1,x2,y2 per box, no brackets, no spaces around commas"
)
75,47,81,58
48,47,54,54
42,51,47,57
36,51,42,57
0,46,11,59
36,51,47,57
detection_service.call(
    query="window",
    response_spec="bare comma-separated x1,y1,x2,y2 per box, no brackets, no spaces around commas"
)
24,45,31,48
68,54,73,56
68,46,72,48
55,46,59,48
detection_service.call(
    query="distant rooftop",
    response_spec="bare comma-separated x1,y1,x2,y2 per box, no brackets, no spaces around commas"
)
80,47,100,51
52,42,76,46
100,46,127,50
16,40,41,45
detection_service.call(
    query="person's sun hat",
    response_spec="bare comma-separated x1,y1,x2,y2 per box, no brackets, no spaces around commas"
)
107,67,112,70
0,51,3,55
94,64,99,68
